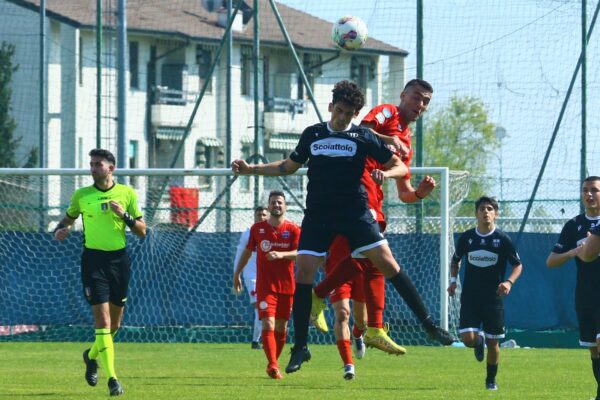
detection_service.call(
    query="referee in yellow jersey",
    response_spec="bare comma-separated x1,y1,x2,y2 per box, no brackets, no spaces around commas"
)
54,149,146,396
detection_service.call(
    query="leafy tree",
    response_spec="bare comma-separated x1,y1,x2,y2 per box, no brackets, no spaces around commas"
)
0,41,38,168
420,95,499,215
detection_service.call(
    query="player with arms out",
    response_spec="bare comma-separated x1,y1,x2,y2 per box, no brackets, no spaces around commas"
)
54,149,146,396
233,206,269,349
310,79,446,356
547,176,600,400
448,196,522,391
232,80,451,374
233,191,300,379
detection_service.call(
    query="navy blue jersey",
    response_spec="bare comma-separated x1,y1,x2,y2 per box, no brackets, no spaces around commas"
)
289,122,393,218
452,227,521,300
552,214,600,307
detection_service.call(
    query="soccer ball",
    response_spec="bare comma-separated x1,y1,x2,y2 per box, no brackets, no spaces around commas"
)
331,16,368,51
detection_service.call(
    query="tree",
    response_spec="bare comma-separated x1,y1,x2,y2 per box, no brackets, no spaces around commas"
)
420,95,499,215
0,41,37,168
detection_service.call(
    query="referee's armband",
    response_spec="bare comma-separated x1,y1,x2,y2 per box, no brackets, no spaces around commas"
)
122,212,136,228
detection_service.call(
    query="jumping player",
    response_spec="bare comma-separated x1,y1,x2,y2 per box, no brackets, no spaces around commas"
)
231,80,453,375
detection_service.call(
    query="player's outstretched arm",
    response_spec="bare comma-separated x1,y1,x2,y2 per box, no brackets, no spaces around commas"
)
397,176,436,203
546,249,578,268
53,215,76,241
578,233,600,262
375,154,407,183
231,158,302,177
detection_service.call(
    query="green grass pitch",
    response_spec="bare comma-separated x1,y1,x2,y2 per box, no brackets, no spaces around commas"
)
0,342,594,399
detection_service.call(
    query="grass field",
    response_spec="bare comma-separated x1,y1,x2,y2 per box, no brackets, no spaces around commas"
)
0,342,595,400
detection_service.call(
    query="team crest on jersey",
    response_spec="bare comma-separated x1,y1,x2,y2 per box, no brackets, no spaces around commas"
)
492,239,500,248
578,225,582,231
101,203,109,212
468,238,473,245
311,138,357,157
282,231,290,239
382,107,392,118
480,239,486,245
260,240,272,252
375,112,386,124
259,228,265,233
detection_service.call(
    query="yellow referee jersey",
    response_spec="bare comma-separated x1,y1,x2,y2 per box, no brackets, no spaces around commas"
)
66,183,143,251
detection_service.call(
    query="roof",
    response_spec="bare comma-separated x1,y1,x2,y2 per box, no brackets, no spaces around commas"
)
8,0,408,56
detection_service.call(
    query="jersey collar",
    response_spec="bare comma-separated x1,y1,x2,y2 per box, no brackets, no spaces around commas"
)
584,214,600,221
475,226,496,237
93,181,116,193
327,121,354,133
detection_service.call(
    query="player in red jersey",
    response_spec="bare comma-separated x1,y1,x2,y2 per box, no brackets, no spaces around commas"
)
233,191,301,379
324,236,368,379
311,79,449,354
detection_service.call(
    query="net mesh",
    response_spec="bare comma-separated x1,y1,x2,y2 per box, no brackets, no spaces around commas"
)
0,168,469,344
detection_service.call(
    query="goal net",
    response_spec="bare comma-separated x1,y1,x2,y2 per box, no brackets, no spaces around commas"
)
0,167,469,345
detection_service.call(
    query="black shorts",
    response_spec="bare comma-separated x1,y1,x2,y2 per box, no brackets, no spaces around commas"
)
576,306,600,347
81,248,131,306
459,295,505,338
298,212,387,257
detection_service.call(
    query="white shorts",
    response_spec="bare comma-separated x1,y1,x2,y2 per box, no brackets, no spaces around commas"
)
243,277,257,304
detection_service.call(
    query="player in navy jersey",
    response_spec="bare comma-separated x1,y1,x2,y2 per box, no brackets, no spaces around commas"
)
547,176,600,400
448,196,522,391
232,80,453,375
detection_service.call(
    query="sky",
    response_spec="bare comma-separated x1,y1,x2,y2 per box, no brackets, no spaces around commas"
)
275,0,599,207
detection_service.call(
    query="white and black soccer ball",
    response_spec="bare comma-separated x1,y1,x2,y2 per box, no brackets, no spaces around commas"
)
331,16,368,51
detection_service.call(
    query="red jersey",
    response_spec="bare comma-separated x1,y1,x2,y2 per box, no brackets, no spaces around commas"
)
246,219,301,295
360,104,413,222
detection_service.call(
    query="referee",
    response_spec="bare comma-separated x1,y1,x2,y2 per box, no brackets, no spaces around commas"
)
54,149,146,396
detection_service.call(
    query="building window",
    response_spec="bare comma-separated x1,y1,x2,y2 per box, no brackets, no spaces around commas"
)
195,138,224,190
241,46,253,96
351,56,375,90
129,41,139,89
78,36,84,86
298,53,322,99
196,45,213,93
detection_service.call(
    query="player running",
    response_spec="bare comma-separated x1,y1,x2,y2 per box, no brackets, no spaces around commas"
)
233,191,300,379
448,196,523,391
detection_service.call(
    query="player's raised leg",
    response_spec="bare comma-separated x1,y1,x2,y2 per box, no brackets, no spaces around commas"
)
362,243,455,345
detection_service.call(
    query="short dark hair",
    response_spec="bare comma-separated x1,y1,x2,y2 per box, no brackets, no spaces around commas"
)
254,206,268,213
331,80,365,112
583,176,600,183
89,148,116,165
475,196,499,212
268,190,286,202
404,79,433,93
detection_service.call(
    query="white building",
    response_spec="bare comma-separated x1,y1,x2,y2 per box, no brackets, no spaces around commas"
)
0,0,407,230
